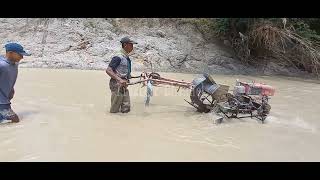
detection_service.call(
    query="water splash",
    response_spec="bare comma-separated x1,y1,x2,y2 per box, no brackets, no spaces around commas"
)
266,115,317,133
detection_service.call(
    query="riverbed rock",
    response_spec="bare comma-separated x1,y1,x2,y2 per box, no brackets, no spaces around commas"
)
0,18,303,76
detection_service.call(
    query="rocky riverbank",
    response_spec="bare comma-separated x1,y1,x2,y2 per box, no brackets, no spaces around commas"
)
0,18,312,77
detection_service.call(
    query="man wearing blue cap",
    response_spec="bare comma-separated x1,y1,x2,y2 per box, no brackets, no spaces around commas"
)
0,42,31,123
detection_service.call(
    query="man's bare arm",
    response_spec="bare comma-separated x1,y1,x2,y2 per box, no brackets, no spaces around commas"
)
106,67,127,87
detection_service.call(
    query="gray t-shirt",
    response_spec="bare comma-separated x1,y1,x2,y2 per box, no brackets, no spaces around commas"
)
0,55,18,108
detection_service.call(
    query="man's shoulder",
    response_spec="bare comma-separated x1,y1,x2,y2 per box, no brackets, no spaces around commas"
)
0,55,6,62
111,56,123,62
114,51,127,58
108,56,122,69
0,56,7,67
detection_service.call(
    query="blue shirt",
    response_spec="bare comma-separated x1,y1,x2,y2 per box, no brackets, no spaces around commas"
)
0,56,18,108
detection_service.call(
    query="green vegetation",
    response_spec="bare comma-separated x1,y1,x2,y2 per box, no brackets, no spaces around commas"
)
186,18,320,77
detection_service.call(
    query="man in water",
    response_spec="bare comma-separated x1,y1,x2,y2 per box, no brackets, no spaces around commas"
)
0,43,31,123
106,37,137,113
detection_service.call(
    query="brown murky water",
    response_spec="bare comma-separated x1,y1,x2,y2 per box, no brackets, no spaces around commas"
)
1,68,320,161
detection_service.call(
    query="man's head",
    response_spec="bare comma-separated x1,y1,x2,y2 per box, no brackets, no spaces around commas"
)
4,43,31,63
120,37,137,54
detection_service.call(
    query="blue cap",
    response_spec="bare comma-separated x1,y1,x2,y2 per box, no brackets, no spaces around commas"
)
5,43,31,56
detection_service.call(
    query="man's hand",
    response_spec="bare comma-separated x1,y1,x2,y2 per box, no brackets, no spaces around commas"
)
118,79,128,88
106,67,128,87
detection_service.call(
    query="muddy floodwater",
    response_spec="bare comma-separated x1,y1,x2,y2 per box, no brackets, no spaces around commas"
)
1,68,320,161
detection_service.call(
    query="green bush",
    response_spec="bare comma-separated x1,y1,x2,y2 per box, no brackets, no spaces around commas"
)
211,18,320,76
292,20,320,42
